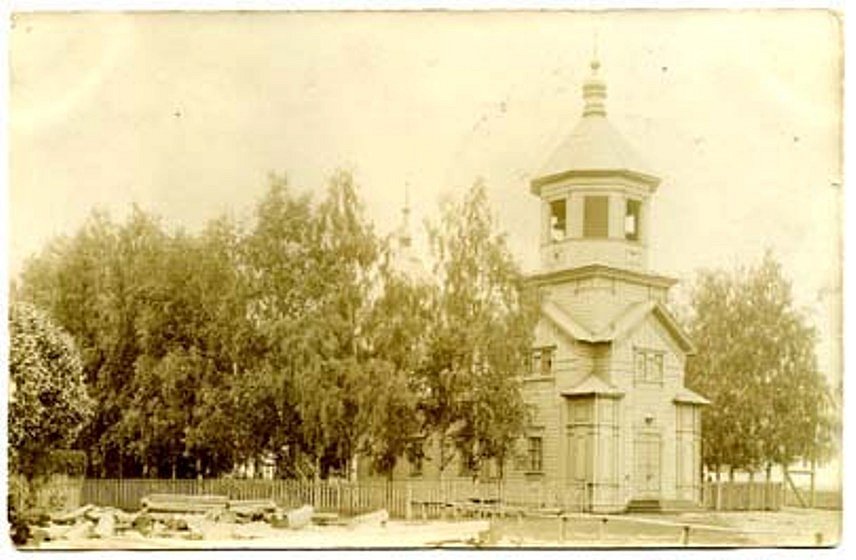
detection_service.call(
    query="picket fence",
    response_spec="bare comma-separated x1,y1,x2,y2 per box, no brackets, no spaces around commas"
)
22,478,587,518
702,481,784,511
16,478,829,516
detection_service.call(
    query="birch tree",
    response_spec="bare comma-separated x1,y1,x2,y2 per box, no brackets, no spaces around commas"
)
685,251,837,479
420,180,537,478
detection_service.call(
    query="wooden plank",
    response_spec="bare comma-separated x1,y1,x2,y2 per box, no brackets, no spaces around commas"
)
784,470,808,508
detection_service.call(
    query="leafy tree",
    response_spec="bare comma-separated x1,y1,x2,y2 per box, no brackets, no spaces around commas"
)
685,251,837,478
11,171,540,484
17,207,253,478
360,245,433,477
296,170,380,478
17,212,120,476
240,171,383,479
8,302,94,480
419,180,537,479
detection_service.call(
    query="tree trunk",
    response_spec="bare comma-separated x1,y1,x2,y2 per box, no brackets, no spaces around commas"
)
438,433,447,510
438,434,446,482
810,457,817,508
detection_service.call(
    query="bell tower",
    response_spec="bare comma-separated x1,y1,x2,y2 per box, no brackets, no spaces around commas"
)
531,59,661,274
517,54,706,515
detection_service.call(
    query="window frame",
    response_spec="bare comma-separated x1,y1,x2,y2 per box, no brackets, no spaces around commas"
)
529,345,556,377
633,347,665,385
625,198,642,241
549,198,567,243
408,455,424,477
527,436,544,473
583,195,610,239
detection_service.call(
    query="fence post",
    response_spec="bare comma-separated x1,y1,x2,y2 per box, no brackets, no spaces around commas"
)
715,482,722,511
405,483,413,521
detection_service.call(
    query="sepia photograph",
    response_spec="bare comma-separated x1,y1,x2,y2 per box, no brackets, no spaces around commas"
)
4,6,844,551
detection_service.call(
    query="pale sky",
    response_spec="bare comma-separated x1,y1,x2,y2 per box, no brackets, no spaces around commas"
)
8,11,842,381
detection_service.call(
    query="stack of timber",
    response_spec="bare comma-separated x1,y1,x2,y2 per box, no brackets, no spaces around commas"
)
140,494,229,514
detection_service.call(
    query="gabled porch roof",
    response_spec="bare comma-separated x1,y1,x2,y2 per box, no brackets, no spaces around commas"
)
673,387,711,405
560,373,625,398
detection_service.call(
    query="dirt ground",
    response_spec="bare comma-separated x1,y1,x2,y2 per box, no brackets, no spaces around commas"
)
34,518,491,549
32,507,840,549
494,507,842,548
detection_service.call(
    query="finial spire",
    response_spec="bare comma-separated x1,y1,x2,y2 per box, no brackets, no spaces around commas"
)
593,29,599,61
582,49,607,118
399,183,412,248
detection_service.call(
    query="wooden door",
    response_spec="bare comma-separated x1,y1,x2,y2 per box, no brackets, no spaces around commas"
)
634,435,661,498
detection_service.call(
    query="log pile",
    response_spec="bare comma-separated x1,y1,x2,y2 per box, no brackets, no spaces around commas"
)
18,493,487,548
20,496,391,546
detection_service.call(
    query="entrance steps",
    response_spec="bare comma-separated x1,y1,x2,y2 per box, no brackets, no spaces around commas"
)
625,499,703,513
626,499,663,513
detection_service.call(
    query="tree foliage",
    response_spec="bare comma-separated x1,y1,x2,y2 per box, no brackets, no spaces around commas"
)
685,251,837,475
8,302,94,479
13,172,535,481
419,180,538,478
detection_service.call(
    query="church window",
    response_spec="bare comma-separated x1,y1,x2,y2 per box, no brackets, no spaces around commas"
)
527,437,544,472
530,346,555,376
625,199,641,241
568,398,594,424
541,347,554,375
583,196,609,238
549,199,567,242
634,348,665,384
409,455,423,477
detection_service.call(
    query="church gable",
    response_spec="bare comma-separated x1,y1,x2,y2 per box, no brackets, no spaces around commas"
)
530,310,594,387
610,307,688,390
605,301,694,355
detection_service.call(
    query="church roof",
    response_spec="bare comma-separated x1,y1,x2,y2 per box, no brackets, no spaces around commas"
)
528,264,678,291
561,374,624,398
600,300,696,354
541,299,696,354
531,59,660,194
674,387,710,406
542,300,595,342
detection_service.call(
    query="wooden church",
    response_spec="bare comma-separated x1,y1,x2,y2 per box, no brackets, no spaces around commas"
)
362,58,707,514
505,58,708,512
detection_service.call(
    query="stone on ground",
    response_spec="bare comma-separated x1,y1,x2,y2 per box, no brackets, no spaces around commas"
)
94,511,116,538
51,504,96,525
284,504,314,529
351,509,389,527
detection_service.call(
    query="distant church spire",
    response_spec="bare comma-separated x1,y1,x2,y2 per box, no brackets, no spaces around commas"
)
582,56,607,118
391,183,428,283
